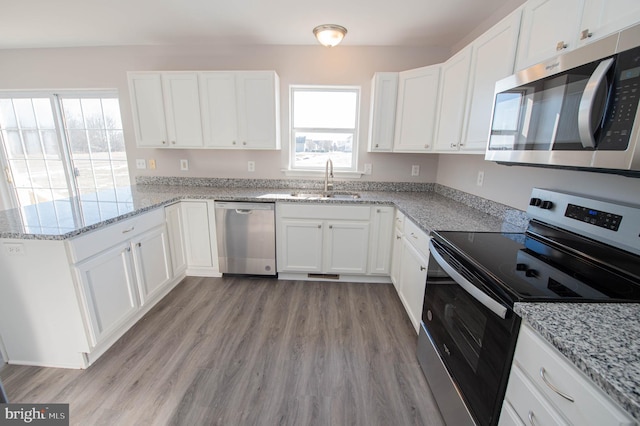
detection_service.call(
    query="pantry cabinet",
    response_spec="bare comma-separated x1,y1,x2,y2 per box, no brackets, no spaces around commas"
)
393,65,440,152
368,72,398,152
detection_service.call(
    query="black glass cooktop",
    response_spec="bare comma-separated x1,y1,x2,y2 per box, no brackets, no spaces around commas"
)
432,221,640,304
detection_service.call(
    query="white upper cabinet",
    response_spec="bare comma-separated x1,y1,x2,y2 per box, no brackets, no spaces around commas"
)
161,73,204,148
236,71,281,149
433,47,472,152
198,72,238,148
393,65,440,152
577,0,640,48
462,9,522,151
368,72,399,152
128,73,168,147
515,0,585,70
200,71,280,149
128,70,280,150
128,72,204,148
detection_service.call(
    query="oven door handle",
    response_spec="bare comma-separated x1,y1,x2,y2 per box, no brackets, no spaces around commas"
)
429,240,508,319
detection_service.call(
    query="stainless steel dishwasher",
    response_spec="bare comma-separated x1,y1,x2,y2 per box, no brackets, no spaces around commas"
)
214,201,276,276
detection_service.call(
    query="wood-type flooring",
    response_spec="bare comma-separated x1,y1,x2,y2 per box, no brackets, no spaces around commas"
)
0,276,444,425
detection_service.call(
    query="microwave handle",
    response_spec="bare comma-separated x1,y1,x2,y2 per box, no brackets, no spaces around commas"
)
429,240,508,319
578,58,614,149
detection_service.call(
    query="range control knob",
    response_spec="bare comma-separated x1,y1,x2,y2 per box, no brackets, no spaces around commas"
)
529,197,542,207
516,263,528,271
525,269,538,278
541,200,554,210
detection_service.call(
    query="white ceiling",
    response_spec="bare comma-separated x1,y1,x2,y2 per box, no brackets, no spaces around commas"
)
1,0,523,50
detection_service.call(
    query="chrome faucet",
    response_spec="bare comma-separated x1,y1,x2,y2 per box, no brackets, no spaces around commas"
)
324,159,334,195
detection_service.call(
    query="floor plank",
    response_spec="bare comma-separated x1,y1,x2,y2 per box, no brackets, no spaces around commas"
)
0,277,444,426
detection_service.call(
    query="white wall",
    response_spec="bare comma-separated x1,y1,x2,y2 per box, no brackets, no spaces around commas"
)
437,154,640,211
0,44,450,188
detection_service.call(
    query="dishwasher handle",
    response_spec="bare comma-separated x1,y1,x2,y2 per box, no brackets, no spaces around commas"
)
214,202,274,211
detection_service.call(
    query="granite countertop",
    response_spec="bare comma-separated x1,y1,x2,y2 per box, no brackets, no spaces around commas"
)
0,183,526,240
515,303,640,421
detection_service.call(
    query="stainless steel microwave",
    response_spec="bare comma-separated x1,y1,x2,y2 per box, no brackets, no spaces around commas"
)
485,23,640,176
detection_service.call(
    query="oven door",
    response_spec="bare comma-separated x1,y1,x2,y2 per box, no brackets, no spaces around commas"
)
417,239,520,426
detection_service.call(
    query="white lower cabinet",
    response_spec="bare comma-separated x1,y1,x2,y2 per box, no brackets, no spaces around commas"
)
395,217,430,333
501,322,634,426
180,200,219,276
131,225,173,306
277,203,394,280
165,202,187,277
75,243,139,346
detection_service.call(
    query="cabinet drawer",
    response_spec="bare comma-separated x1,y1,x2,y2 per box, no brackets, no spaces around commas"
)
68,208,165,263
277,203,371,220
403,218,430,258
504,365,569,426
513,323,634,426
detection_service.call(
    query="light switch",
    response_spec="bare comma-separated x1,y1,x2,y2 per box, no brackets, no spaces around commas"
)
148,159,156,170
411,165,420,176
364,163,372,175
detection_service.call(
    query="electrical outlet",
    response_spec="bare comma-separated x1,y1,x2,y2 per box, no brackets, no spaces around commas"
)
136,159,146,169
248,161,255,172
477,170,485,186
180,159,189,171
148,159,156,170
411,165,420,176
4,243,25,256
364,163,372,175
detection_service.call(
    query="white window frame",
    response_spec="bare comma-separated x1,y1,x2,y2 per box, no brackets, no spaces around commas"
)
289,85,360,174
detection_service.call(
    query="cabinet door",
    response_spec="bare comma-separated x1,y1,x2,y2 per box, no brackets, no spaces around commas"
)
368,206,395,275
75,243,138,346
390,229,403,292
128,73,168,147
181,201,213,268
399,238,428,333
165,202,187,276
132,225,173,306
368,73,398,152
199,72,239,148
277,219,324,272
434,47,472,152
236,71,280,149
578,0,640,48
394,65,440,152
324,221,370,274
515,0,585,70
462,9,522,151
161,73,204,148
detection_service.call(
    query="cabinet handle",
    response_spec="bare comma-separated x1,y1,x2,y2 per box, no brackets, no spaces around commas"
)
375,143,379,148
317,225,322,228
556,41,568,51
396,235,401,240
411,233,418,239
580,29,593,40
171,141,176,145
450,143,457,148
539,367,575,402
125,247,131,253
528,411,535,426
376,208,381,213
424,144,430,149
162,141,166,145
329,225,333,229
122,226,135,234
420,266,426,271
232,141,236,145
136,242,142,247
243,141,247,146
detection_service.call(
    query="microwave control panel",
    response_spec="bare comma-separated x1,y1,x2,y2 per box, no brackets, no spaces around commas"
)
600,46,640,150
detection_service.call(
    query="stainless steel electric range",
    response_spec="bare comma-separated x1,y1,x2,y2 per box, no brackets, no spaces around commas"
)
417,188,640,426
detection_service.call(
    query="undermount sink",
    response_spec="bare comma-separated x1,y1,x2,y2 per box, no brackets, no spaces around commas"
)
289,191,361,200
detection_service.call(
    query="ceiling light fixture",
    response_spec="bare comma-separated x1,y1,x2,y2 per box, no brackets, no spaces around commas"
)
313,24,347,47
